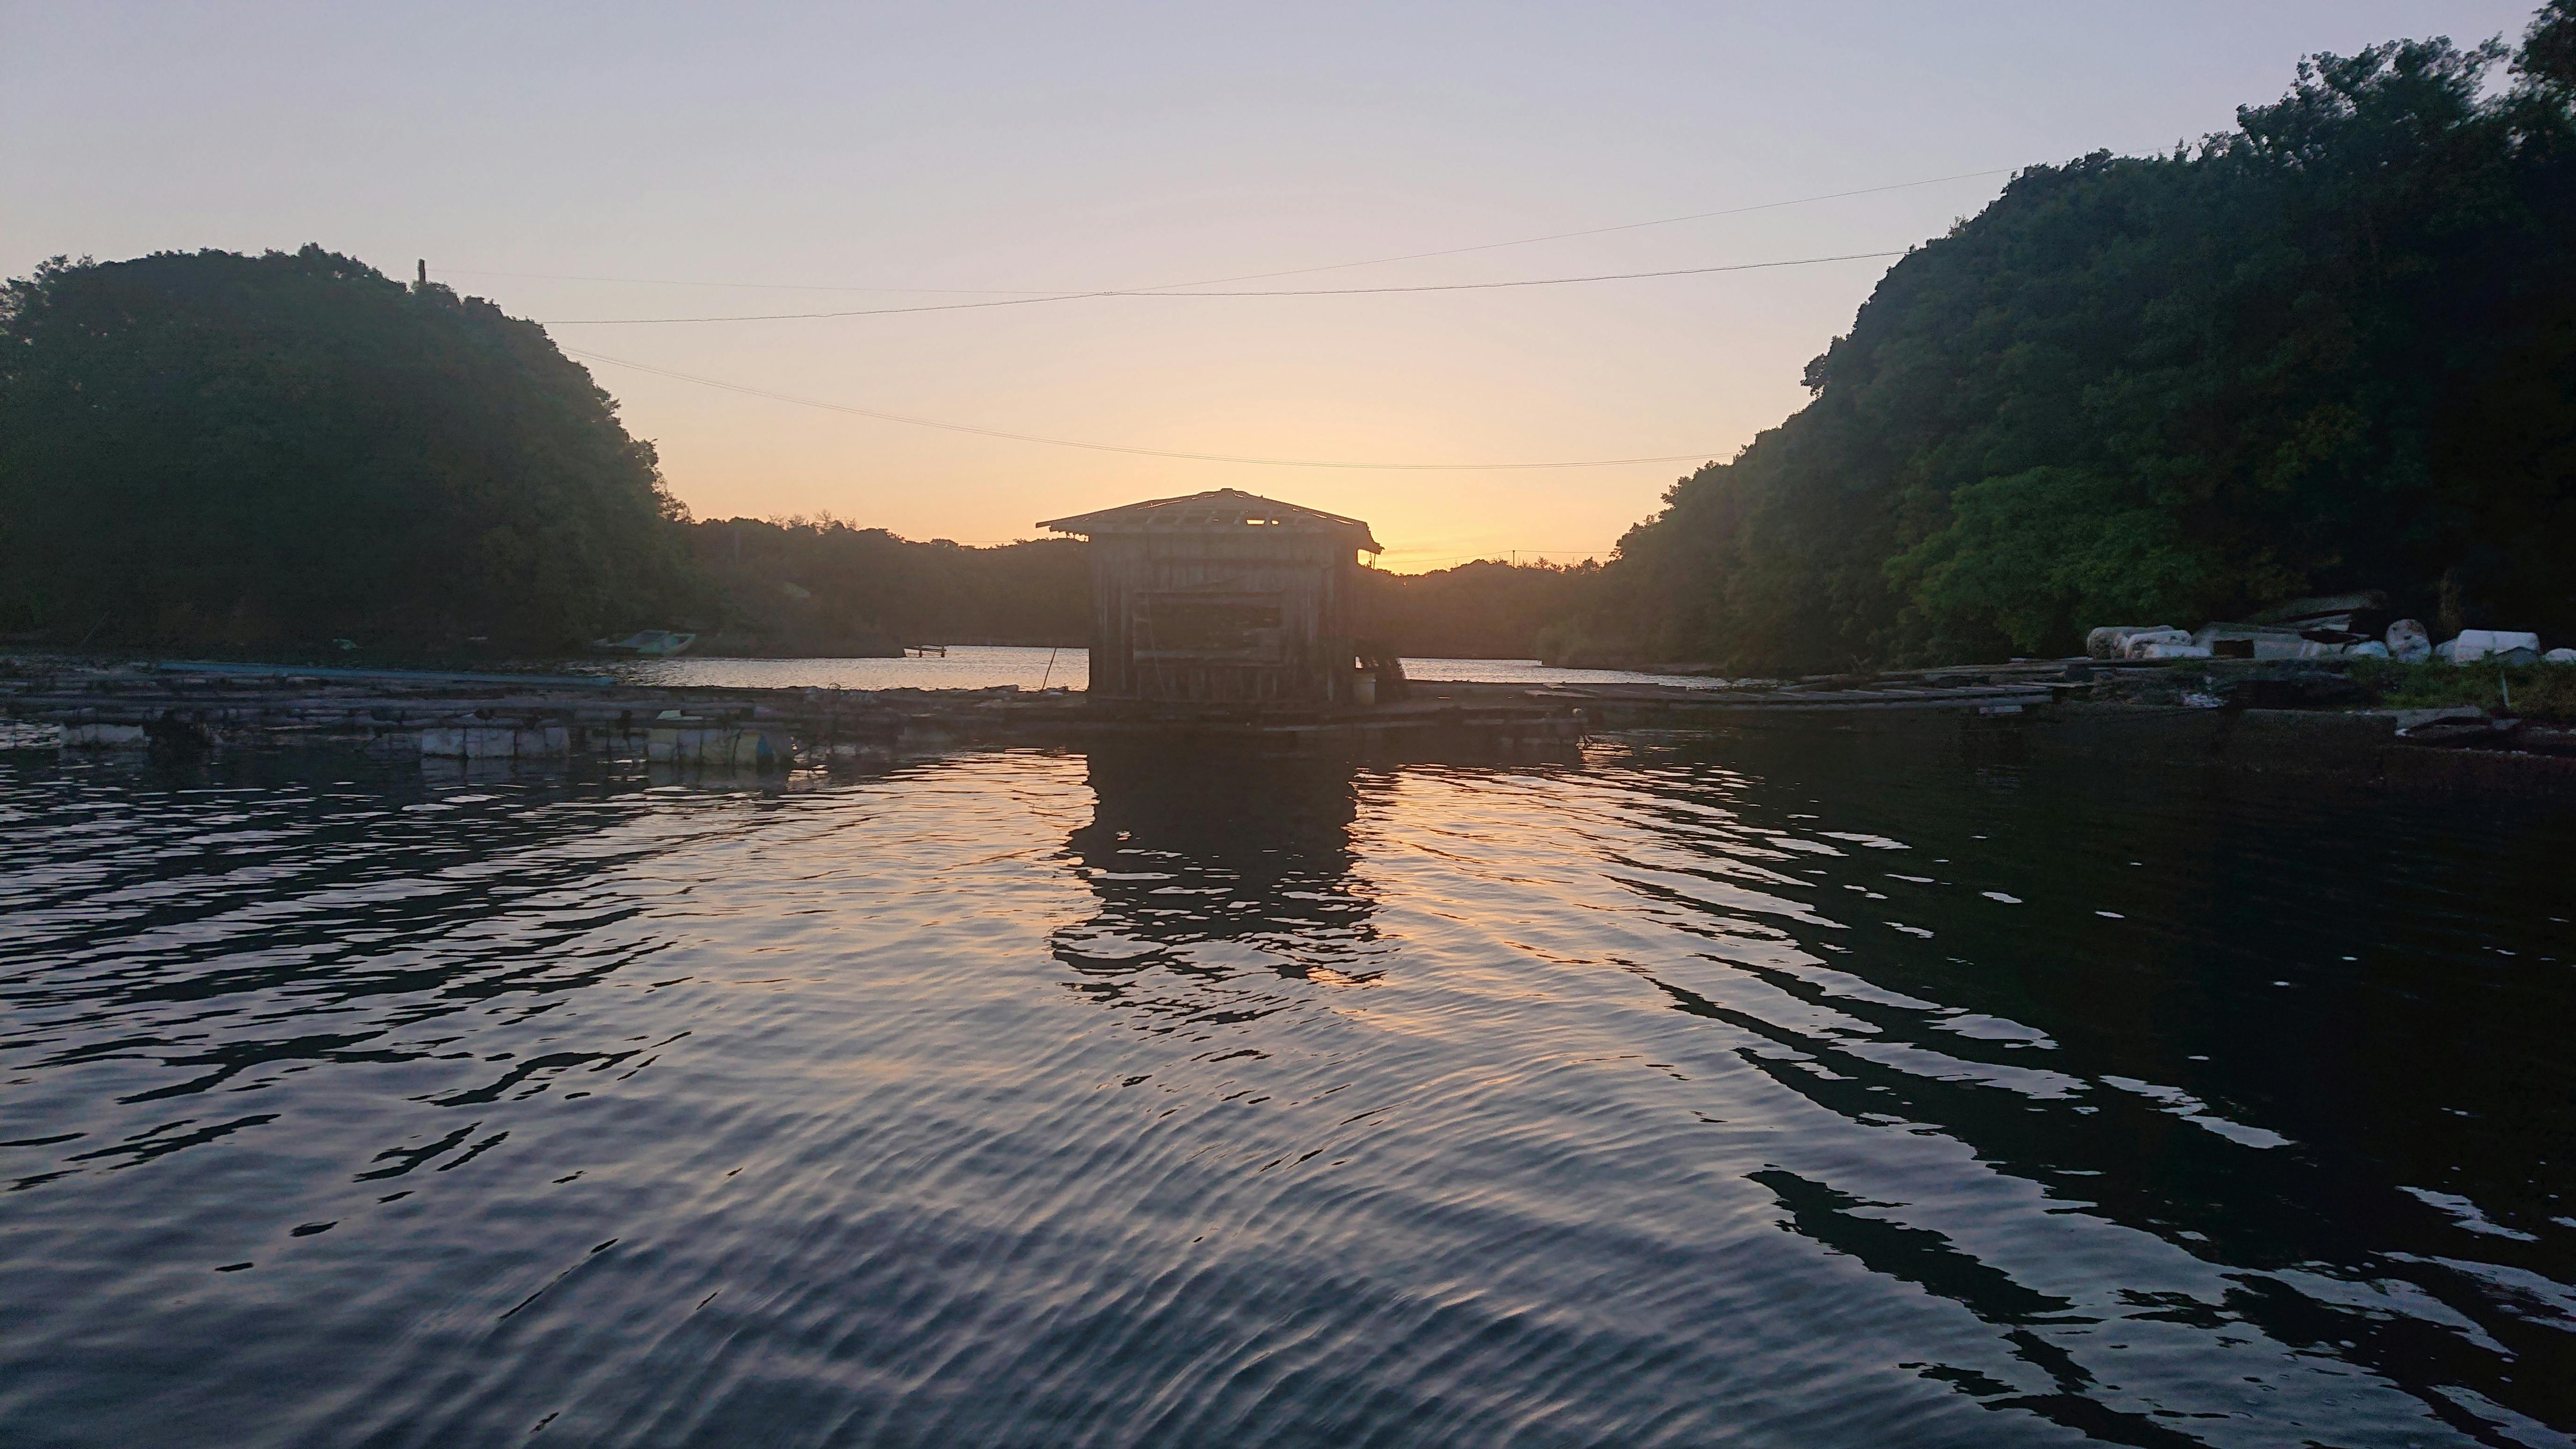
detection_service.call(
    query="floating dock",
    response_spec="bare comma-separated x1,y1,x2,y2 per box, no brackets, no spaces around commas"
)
0,659,1612,767
0,658,2089,768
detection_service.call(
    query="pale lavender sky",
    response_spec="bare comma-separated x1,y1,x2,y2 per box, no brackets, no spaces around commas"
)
2,1,2543,569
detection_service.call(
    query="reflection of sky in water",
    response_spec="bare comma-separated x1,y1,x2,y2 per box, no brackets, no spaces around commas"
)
1,735,2571,1447
602,644,1750,693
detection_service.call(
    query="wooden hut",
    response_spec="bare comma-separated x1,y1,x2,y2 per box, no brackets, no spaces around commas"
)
1038,488,1399,706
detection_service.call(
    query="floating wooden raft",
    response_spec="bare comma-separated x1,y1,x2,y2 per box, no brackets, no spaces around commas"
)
2,655,2087,770
0,661,1586,764
1494,679,2061,720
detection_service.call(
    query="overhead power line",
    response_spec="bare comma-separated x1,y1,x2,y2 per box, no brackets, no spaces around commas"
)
440,270,1058,296
1145,168,2006,289
562,348,1719,471
541,249,1909,325
437,167,2005,299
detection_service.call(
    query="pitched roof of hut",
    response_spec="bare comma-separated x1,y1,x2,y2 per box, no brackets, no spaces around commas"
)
1038,488,1381,553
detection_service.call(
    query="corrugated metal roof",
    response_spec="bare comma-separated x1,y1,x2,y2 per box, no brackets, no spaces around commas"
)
1038,489,1381,553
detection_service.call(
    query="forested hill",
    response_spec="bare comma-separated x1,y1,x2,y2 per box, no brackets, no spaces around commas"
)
0,247,691,652
1566,4,2576,674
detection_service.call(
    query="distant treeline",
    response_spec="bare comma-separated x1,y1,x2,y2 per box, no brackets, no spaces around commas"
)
682,518,1088,654
1552,3,2576,672
1364,559,1600,660
686,515,1596,660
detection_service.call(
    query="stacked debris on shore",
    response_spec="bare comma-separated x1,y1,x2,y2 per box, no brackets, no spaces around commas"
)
2086,592,2576,666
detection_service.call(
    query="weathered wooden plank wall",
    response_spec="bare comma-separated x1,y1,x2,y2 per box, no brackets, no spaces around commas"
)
1088,532,1369,703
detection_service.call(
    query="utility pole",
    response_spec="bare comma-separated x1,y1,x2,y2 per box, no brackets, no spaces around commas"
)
415,259,427,292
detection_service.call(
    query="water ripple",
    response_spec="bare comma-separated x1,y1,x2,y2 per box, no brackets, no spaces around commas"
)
0,735,2570,1446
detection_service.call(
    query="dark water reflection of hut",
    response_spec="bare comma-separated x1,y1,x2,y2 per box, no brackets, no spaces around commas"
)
1052,748,1385,1026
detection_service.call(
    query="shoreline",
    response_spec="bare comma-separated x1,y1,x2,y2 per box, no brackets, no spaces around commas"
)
8,655,2573,795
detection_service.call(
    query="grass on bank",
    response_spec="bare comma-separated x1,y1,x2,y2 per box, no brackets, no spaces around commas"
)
2349,659,2576,721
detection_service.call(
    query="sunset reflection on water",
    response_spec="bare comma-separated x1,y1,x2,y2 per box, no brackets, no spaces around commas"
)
1,733,2570,1446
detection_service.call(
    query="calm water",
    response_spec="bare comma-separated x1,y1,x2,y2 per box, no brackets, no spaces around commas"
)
597,645,1746,692
2,732,2571,1448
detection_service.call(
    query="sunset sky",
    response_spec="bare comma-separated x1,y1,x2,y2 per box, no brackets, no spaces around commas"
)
3,1,2541,570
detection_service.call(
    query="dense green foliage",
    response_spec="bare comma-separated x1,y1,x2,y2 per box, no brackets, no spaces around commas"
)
683,517,1091,652
1580,4,2576,672
0,247,689,651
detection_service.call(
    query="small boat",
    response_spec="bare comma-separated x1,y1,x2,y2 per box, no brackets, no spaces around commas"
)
591,629,698,657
